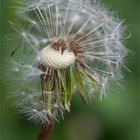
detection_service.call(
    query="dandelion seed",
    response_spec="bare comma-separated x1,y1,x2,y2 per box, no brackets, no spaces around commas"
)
21,32,26,37
42,38,48,43
33,109,37,112
5,0,129,124
31,20,37,25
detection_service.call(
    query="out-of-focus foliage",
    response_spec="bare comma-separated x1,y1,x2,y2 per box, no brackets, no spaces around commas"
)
0,0,139,140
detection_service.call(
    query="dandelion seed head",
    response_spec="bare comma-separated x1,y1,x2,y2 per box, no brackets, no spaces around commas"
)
3,0,129,124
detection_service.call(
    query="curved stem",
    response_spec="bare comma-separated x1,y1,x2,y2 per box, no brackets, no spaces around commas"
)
37,123,54,140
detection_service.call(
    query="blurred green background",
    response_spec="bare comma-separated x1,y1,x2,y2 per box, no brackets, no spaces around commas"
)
0,0,139,140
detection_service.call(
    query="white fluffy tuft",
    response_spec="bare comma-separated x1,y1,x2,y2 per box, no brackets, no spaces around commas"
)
3,0,129,124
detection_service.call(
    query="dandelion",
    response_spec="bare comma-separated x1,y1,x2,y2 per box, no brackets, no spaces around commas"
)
3,0,129,139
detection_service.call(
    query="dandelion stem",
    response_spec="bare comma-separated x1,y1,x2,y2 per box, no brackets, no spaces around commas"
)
37,122,54,140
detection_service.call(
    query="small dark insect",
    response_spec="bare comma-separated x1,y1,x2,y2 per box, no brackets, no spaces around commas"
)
10,48,18,57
